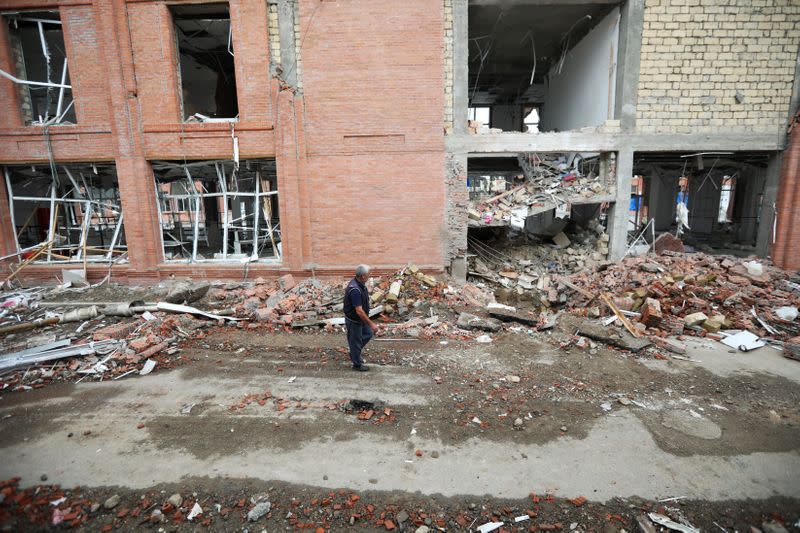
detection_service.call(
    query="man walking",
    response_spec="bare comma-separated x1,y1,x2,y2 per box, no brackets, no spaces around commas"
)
343,264,379,371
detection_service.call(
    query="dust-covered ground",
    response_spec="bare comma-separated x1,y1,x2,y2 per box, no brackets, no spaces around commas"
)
1,325,799,531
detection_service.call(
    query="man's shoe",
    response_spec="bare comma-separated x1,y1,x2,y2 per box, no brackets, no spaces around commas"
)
352,365,370,372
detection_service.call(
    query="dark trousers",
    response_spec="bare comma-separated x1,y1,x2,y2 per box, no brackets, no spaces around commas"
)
346,318,372,367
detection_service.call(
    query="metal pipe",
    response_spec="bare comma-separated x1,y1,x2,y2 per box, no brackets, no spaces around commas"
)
216,163,229,260
0,68,72,89
55,57,68,120
251,169,261,258
4,167,21,255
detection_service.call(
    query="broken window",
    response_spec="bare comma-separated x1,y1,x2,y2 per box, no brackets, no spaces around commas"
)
468,2,619,133
718,175,736,223
3,164,126,263
2,11,75,125
152,159,280,262
633,152,770,254
171,3,239,122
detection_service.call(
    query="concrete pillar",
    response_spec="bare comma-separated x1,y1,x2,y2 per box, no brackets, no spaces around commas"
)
452,0,468,134
614,0,644,131
755,152,781,258
607,149,633,260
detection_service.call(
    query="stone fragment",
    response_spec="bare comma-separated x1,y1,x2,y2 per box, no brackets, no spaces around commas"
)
248,501,271,522
654,233,684,255
702,314,725,333
396,510,409,524
104,495,120,510
278,274,296,291
651,336,686,354
387,281,402,303
640,298,662,328
683,312,708,327
552,232,571,248
167,494,183,508
457,312,502,332
165,281,210,304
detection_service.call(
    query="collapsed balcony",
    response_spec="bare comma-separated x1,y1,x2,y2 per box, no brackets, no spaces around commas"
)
1,11,76,125
3,163,126,264
467,152,616,228
152,159,280,263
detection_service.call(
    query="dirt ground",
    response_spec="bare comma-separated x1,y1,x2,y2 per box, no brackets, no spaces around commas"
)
1,324,799,531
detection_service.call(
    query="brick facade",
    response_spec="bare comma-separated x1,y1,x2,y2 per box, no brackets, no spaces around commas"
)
637,0,800,134
0,0,446,283
0,0,798,282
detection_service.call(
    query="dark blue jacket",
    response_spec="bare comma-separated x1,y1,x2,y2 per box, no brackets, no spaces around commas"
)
343,278,369,322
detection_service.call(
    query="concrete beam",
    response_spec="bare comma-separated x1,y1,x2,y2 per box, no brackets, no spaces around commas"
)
755,152,782,258
607,149,633,260
628,133,784,152
446,132,620,154
469,0,618,4
453,0,469,134
277,0,298,88
446,132,785,155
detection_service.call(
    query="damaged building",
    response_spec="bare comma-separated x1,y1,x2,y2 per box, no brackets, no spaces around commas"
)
0,0,798,284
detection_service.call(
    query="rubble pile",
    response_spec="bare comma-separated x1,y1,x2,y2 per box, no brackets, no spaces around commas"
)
468,153,615,227
562,252,800,343
468,222,609,293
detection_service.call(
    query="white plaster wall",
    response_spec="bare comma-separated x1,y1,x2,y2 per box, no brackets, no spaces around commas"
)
540,7,620,132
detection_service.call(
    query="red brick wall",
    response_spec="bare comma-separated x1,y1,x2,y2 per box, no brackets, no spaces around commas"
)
0,0,448,283
772,114,800,271
298,0,446,269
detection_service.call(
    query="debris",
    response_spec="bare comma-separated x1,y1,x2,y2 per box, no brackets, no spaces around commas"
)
167,493,183,508
104,495,120,509
187,502,203,521
157,302,240,321
487,307,538,326
572,317,651,352
654,233,685,255
552,232,571,248
139,359,156,376
683,312,708,327
515,515,531,523
247,501,271,522
165,280,211,304
720,330,765,352
0,339,121,372
477,521,504,533
784,337,800,361
775,306,798,321
475,334,493,343
457,312,502,332
647,513,699,533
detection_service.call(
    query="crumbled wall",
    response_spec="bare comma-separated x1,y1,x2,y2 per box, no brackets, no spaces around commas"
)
444,0,453,134
444,154,468,262
268,2,281,75
637,0,800,134
293,0,303,91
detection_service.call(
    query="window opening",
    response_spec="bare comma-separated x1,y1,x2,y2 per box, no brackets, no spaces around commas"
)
152,159,280,262
718,175,736,223
1,11,75,125
171,3,239,122
468,2,620,133
3,163,126,263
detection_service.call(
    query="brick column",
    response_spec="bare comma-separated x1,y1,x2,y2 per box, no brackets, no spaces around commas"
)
95,0,162,280
772,114,800,270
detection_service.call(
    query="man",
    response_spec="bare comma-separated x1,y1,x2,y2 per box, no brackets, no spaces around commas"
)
343,264,379,371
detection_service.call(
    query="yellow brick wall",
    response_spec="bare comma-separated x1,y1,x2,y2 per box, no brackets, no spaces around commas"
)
637,0,800,134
